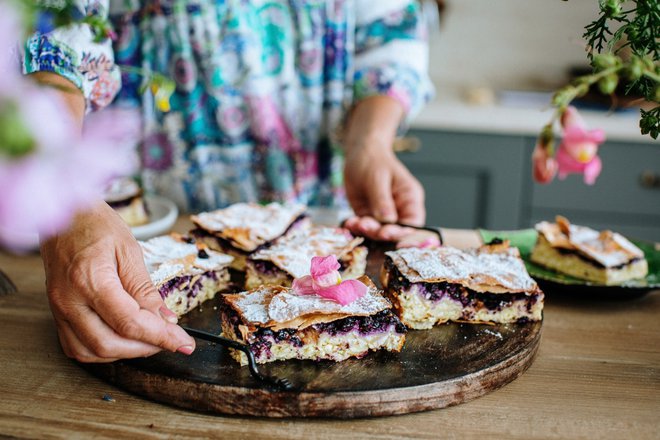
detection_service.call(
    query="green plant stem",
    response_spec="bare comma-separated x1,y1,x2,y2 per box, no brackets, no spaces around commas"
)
642,70,660,84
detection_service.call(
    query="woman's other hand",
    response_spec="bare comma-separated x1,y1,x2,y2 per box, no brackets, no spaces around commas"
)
343,96,426,241
40,202,195,363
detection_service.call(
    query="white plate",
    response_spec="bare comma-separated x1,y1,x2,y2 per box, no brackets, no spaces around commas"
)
131,195,178,240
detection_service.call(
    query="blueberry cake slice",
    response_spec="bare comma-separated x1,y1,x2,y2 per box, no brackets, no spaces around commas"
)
219,276,406,365
190,203,309,271
530,216,648,285
381,242,544,329
245,226,368,289
103,177,149,226
140,234,234,316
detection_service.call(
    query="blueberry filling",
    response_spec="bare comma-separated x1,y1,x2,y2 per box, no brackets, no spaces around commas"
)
384,257,539,313
313,310,406,337
220,302,243,337
158,271,218,299
197,249,209,259
158,275,192,299
189,277,204,298
220,300,405,360
250,260,285,277
554,247,641,269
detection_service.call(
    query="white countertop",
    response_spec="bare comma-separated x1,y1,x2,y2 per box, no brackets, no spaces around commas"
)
410,88,657,144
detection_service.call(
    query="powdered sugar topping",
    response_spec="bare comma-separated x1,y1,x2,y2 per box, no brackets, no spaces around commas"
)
386,247,538,292
140,235,233,286
250,226,363,278
536,220,644,267
229,286,276,324
191,203,307,249
229,284,390,325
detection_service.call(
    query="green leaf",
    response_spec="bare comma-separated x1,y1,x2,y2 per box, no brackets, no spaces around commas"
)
640,107,660,140
0,102,37,158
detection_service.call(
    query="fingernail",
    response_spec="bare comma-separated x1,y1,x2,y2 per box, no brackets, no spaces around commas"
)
177,345,194,355
159,306,178,324
420,237,441,248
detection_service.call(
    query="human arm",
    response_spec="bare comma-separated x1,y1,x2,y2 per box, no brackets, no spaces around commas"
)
342,0,433,241
40,203,195,362
29,72,86,128
27,2,195,361
342,95,425,241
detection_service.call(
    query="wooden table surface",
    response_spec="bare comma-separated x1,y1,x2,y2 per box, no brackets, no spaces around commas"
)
1,220,659,439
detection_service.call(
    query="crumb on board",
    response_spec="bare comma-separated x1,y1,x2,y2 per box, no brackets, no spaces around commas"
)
483,329,503,340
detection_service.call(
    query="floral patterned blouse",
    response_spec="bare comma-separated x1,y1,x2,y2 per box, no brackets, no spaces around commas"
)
24,0,433,212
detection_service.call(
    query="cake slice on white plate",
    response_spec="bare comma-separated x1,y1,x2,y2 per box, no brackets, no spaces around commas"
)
103,177,149,226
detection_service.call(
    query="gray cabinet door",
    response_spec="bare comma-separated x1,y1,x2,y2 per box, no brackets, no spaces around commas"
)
525,138,660,241
399,130,527,230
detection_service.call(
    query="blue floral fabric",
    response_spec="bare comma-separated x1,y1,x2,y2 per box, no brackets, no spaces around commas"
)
25,0,433,212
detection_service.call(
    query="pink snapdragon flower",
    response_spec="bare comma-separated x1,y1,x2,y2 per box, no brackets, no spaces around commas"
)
555,107,605,185
292,256,367,306
0,3,21,94
532,140,558,184
0,98,138,250
0,2,139,251
532,107,606,185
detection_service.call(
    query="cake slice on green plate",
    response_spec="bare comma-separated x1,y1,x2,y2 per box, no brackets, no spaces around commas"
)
530,216,648,285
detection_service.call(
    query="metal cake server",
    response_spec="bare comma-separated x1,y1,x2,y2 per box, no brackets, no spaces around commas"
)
181,325,293,391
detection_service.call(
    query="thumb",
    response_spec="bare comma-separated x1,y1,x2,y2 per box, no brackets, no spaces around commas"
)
369,171,397,223
118,242,178,324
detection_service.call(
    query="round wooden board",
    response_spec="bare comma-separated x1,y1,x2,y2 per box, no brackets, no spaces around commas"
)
85,244,543,418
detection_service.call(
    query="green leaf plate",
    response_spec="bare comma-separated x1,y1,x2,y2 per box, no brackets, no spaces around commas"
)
479,229,660,297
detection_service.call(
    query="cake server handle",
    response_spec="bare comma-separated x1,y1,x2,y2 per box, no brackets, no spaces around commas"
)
180,325,293,391
341,219,443,245
386,222,444,245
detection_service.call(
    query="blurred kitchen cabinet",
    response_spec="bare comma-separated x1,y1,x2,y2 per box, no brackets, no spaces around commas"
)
525,138,660,242
401,129,660,242
398,130,527,230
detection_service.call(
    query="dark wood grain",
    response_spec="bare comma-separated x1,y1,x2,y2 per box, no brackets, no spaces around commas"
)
0,269,17,295
85,242,542,418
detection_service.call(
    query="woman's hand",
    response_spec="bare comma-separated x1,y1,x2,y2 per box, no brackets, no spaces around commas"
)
342,96,426,241
40,202,195,363
343,145,425,241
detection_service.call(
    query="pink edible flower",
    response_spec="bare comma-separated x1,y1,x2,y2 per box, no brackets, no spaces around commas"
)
309,255,342,287
0,94,138,251
292,255,367,306
0,2,139,251
555,106,605,185
0,3,21,94
532,141,558,185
